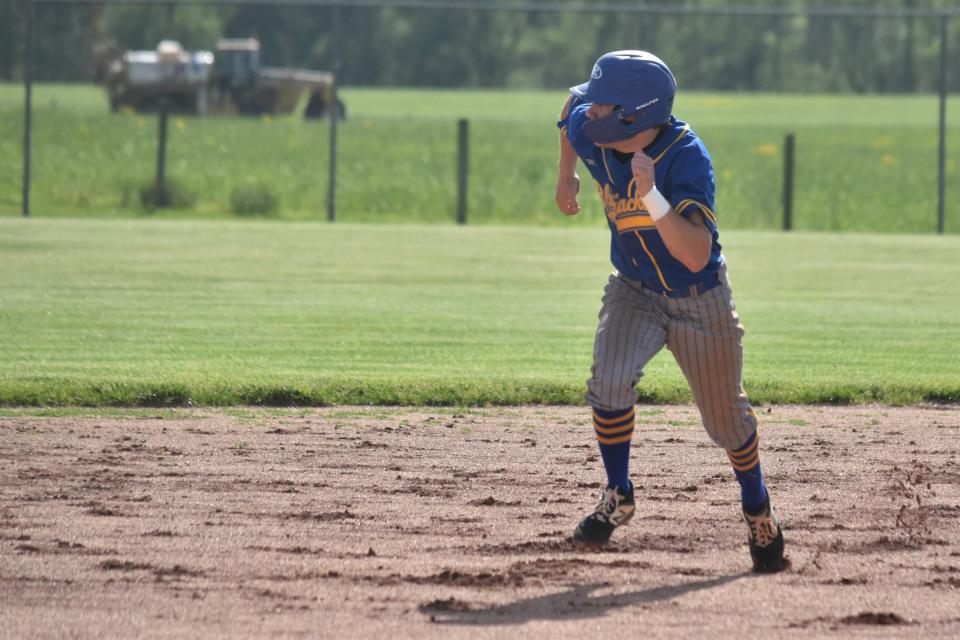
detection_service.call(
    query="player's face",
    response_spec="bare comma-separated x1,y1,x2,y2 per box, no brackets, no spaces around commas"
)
586,103,616,120
586,103,656,152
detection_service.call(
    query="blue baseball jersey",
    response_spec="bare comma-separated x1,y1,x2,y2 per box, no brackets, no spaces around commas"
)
559,101,723,295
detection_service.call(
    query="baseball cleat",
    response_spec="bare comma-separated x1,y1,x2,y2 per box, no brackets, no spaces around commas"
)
743,499,787,573
572,484,635,546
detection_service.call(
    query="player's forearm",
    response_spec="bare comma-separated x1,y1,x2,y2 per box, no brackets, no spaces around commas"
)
555,98,582,215
558,133,578,177
638,181,712,272
654,212,712,272
558,97,577,177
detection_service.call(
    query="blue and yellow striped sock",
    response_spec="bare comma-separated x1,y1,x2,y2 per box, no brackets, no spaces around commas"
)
726,432,769,513
593,406,635,490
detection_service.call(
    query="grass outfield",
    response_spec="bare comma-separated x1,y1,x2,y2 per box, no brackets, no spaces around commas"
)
1,218,957,406
1,84,957,233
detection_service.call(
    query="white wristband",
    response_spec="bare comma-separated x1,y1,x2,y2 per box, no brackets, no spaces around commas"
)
641,186,672,221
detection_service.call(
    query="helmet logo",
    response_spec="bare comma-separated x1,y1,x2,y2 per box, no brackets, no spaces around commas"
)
591,63,602,80
636,98,659,110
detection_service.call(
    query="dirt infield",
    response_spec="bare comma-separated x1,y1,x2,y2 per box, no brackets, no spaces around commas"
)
2,405,959,639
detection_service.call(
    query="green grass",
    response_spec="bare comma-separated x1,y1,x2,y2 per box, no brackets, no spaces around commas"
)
1,218,958,406
1,85,957,232
0,406,202,419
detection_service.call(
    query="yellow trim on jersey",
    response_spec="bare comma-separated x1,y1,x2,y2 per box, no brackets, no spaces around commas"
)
601,148,615,183
594,179,657,233
597,432,634,445
593,179,657,233
593,409,635,426
676,198,718,226
653,125,690,163
633,231,674,292
612,213,656,233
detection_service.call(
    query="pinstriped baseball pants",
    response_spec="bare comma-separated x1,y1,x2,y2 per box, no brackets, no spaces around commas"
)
585,263,757,450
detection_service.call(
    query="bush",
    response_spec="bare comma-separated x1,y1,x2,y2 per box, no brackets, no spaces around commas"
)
230,184,279,217
139,179,196,211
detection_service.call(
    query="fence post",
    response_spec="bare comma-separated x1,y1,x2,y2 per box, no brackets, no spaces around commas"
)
326,4,341,223
456,119,469,225
937,15,948,234
21,0,34,218
782,133,795,231
327,84,338,223
155,98,169,206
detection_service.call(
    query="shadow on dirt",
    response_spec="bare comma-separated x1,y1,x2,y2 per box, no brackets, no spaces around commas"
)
420,573,749,625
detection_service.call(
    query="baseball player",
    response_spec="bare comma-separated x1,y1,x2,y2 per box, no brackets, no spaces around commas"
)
555,50,786,573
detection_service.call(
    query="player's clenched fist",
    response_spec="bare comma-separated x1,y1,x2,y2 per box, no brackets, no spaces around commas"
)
555,173,581,215
630,152,656,197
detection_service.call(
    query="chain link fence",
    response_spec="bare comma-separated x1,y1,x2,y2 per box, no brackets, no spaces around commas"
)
1,0,957,232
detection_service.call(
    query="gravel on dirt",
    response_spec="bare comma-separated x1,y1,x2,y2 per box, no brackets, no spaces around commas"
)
2,405,959,639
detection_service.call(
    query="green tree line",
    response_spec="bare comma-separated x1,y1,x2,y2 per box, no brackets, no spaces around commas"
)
1,0,958,92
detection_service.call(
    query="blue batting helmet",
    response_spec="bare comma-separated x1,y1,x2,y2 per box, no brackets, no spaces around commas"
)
570,50,676,144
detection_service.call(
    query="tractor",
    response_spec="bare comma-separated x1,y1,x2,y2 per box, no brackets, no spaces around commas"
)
96,38,344,119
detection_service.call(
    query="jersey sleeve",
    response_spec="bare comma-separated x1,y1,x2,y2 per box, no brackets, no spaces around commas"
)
557,99,590,145
666,144,718,231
